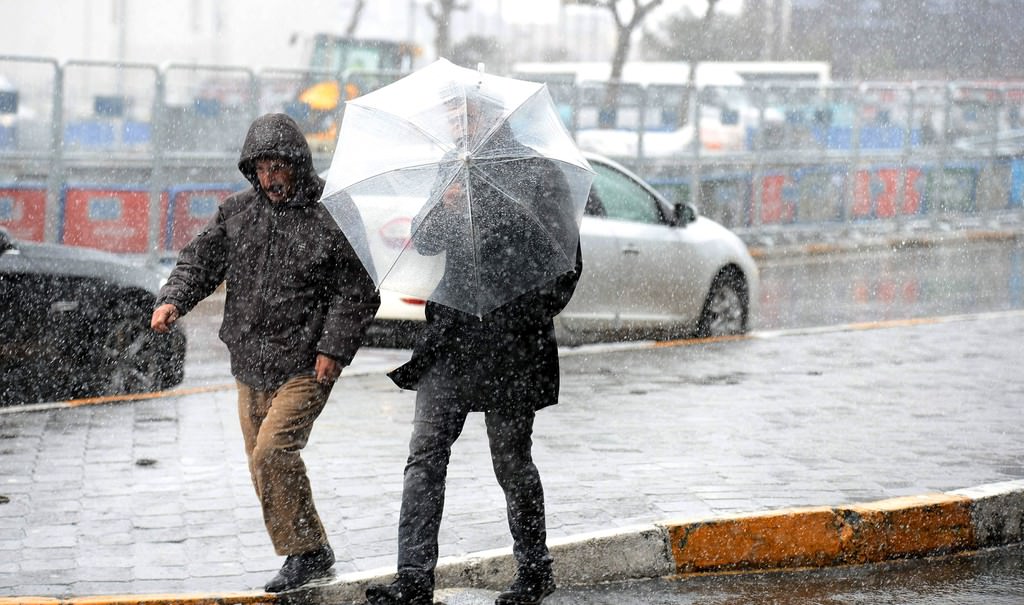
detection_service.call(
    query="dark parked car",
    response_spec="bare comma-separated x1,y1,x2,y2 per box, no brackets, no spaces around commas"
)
0,228,185,405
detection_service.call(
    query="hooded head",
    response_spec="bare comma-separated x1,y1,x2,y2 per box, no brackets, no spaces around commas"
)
237,113,322,205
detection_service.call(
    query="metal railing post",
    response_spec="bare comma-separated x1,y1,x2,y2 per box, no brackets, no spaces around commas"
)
146,66,165,266
752,83,766,227
845,82,864,225
897,84,916,228
690,83,702,212
935,82,954,223
45,60,64,245
636,85,647,171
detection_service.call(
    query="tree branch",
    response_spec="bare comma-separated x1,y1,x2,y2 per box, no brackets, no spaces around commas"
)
344,0,365,38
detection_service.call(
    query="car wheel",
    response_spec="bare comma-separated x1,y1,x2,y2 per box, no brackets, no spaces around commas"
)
696,269,748,338
95,304,164,396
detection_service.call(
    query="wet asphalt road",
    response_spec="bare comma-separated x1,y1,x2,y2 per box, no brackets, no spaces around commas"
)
545,545,1024,605
755,239,1024,330
424,544,1024,604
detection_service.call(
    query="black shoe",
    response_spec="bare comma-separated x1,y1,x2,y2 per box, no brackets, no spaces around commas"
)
365,572,433,605
264,544,335,593
495,566,556,605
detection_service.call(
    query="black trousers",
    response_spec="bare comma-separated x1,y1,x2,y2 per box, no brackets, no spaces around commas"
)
396,372,552,582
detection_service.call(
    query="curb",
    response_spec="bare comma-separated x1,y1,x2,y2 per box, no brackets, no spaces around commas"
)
5,480,1022,605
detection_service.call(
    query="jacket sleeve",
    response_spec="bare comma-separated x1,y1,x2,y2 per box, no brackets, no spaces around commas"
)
155,209,229,315
317,234,382,366
494,239,583,324
528,160,584,319
409,197,457,257
488,158,584,326
409,159,461,256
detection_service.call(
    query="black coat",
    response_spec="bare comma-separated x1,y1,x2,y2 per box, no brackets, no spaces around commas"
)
388,151,583,414
157,113,380,390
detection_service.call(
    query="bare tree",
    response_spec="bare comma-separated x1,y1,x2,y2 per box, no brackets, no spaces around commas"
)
644,4,761,62
688,1,720,97
426,0,471,59
640,1,721,127
572,0,665,79
344,0,366,37
451,35,502,70
572,0,665,126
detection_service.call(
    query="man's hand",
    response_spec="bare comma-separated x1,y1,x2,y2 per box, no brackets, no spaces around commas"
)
151,303,180,334
441,181,463,210
315,354,342,385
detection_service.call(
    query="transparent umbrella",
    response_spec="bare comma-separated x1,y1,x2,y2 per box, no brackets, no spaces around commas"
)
320,58,594,317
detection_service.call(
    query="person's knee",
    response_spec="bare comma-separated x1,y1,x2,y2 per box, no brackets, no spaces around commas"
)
405,441,452,474
492,451,538,488
252,440,300,475
407,422,457,463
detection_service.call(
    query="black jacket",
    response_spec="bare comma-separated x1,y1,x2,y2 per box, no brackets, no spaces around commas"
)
388,150,583,414
157,113,380,390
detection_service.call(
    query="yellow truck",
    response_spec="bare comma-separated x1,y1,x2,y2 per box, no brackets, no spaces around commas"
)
292,35,418,151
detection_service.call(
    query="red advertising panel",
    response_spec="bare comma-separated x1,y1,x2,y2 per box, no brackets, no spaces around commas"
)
61,186,168,253
760,174,796,224
164,185,236,250
853,168,922,218
0,185,46,241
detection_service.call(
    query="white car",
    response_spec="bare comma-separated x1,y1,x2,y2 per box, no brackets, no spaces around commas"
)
367,153,759,346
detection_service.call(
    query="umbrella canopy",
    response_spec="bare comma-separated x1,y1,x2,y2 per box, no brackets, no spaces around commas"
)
321,58,594,317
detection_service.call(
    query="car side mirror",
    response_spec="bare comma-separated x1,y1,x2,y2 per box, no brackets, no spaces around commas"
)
673,202,698,227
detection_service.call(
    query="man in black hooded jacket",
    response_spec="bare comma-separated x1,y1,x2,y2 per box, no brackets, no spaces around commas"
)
151,113,380,592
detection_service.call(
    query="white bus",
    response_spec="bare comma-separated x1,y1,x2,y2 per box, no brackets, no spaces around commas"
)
512,61,832,155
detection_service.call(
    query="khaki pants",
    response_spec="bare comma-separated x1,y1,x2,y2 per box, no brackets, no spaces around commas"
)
237,374,331,556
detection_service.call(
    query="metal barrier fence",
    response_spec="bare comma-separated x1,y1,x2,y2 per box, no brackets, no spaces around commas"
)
1,54,1022,260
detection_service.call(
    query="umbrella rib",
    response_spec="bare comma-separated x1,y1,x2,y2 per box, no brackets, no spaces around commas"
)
374,227,425,295
477,157,595,233
348,103,461,155
371,166,466,297
471,166,575,269
464,166,485,318
333,159,460,194
464,83,551,157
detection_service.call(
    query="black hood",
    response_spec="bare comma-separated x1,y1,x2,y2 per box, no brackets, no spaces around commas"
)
237,113,322,205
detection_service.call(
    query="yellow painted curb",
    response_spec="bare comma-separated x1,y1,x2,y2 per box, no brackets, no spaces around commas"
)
670,506,844,573
803,242,844,255
965,230,1020,243
667,493,976,574
842,493,975,564
65,384,235,407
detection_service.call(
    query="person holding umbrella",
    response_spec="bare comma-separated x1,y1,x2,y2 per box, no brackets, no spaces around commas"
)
362,96,584,605
318,59,593,605
151,113,380,593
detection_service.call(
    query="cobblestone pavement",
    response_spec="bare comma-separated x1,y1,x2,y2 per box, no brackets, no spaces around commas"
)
2,310,1023,597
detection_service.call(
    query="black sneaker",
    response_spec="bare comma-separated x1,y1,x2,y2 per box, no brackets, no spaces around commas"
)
365,572,434,605
264,544,335,593
495,567,556,605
